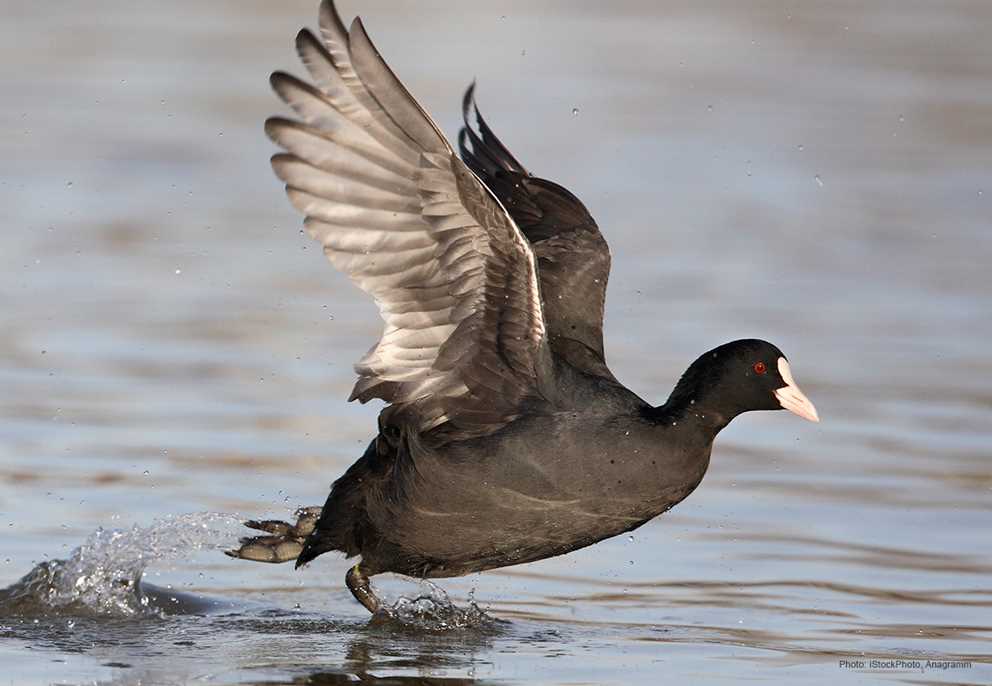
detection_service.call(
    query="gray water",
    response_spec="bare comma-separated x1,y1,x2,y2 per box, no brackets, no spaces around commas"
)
1,1,990,684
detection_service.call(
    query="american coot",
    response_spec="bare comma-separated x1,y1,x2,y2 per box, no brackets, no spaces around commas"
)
227,0,819,614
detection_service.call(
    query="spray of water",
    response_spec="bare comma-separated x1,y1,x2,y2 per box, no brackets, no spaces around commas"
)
373,582,494,631
1,512,495,631
0,513,242,618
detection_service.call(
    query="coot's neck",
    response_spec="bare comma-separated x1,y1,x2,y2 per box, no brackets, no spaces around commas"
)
651,391,731,437
648,360,746,437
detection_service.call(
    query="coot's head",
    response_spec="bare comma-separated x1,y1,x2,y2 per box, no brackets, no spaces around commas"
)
669,339,819,423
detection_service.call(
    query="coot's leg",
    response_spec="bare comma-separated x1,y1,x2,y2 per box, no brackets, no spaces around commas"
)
346,564,380,614
225,506,322,563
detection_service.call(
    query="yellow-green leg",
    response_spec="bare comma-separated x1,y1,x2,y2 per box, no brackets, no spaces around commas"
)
346,564,380,614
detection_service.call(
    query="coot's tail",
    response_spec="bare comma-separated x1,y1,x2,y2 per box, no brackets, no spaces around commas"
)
294,532,331,568
295,437,381,568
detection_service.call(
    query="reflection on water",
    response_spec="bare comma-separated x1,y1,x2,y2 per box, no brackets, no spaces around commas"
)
1,0,990,684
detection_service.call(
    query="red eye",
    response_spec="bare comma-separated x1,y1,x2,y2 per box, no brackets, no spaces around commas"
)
753,361,767,375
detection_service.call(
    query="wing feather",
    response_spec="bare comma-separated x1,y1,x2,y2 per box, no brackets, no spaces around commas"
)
272,154,420,213
269,1,551,437
459,85,615,381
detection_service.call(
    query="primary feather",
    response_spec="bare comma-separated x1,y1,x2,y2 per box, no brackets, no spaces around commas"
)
459,85,615,381
268,0,549,438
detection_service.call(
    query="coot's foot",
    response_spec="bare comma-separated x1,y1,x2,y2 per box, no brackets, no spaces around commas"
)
224,506,322,563
346,564,380,614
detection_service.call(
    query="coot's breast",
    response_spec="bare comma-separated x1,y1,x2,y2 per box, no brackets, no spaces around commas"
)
368,410,713,577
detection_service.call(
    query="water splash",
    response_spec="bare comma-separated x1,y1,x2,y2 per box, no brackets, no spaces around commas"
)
0,512,242,618
371,581,496,632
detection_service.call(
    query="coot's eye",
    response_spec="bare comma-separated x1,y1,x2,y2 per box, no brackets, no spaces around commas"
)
753,361,767,375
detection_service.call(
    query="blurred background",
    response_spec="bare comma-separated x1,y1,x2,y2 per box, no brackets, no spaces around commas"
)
1,1,990,684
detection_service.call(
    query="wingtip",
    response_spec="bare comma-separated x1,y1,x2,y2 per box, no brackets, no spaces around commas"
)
263,115,297,145
349,15,367,41
295,27,318,54
269,70,289,90
318,0,341,29
348,16,384,64
461,82,476,122
318,0,349,47
470,87,485,128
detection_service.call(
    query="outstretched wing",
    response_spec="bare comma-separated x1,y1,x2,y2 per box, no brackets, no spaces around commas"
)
458,86,615,381
268,0,550,437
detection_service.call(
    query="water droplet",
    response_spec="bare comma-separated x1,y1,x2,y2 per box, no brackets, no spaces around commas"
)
814,175,824,187
627,535,634,542
174,268,182,275
571,107,579,117
65,181,73,188
142,470,150,476
797,144,804,152
706,104,713,112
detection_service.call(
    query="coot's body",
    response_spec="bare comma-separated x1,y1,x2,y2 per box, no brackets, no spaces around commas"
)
311,391,711,580
228,0,819,614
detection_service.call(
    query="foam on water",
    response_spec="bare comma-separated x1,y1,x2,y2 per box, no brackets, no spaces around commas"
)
0,513,243,618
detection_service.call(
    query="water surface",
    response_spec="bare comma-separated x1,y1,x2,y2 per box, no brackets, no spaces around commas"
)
1,1,990,684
